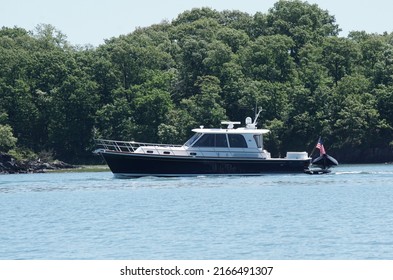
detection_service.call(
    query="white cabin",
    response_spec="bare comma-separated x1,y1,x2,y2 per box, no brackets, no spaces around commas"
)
131,118,307,160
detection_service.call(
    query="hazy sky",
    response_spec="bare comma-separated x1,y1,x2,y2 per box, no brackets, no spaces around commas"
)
1,0,393,46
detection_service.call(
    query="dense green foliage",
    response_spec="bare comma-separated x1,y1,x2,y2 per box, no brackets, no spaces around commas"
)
1,1,393,163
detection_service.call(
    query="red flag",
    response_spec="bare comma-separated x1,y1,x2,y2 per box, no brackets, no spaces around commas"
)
316,138,326,155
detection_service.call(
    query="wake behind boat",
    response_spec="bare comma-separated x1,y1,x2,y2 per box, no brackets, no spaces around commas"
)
94,111,313,177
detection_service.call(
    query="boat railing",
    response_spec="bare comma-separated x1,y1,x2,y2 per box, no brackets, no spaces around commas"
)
95,139,271,158
95,139,184,155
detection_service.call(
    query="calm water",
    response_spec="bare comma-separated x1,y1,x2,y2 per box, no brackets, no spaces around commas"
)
1,164,393,260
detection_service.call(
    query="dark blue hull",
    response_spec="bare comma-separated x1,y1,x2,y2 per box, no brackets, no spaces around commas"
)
100,151,311,177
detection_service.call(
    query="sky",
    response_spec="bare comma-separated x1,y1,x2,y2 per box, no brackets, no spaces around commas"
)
1,0,393,46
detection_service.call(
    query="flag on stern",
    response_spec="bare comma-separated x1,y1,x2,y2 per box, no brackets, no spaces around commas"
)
316,138,326,155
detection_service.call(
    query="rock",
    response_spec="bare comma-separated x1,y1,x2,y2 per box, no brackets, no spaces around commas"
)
51,160,75,169
0,152,76,174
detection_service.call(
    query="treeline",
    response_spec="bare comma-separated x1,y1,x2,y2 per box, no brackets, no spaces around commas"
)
1,0,393,163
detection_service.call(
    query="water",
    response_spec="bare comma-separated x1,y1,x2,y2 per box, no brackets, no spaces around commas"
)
1,164,393,260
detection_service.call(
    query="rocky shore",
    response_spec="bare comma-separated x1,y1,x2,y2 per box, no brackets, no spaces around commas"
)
0,152,76,174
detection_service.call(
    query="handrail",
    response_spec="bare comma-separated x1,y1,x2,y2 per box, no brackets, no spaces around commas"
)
95,139,183,155
95,139,270,158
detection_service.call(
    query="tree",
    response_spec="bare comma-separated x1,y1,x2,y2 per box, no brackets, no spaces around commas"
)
1,79,39,149
331,75,386,150
265,0,340,61
216,27,249,53
102,33,173,91
181,76,226,128
0,113,17,152
47,74,99,161
321,37,360,85
132,88,173,142
238,80,290,122
333,94,381,148
175,37,210,97
95,98,136,141
374,85,393,142
219,61,247,121
203,40,233,76
172,7,222,26
239,35,296,82
353,34,393,86
298,43,332,93
0,125,17,152
219,10,254,36
33,24,69,49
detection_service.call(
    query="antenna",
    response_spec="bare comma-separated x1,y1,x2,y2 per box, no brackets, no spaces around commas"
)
221,121,241,129
253,107,263,125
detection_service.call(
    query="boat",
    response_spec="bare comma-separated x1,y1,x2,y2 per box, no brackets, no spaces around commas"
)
94,112,312,177
311,154,339,169
305,137,338,174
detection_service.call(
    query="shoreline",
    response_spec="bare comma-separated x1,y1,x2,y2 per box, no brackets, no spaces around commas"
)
45,165,110,173
1,152,110,174
0,163,110,175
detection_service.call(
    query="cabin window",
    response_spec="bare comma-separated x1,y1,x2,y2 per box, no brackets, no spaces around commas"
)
253,134,262,148
228,134,248,148
215,134,228,147
193,134,214,147
184,133,202,146
193,134,228,148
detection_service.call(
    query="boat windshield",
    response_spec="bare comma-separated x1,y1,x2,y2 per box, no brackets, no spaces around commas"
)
184,133,202,147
